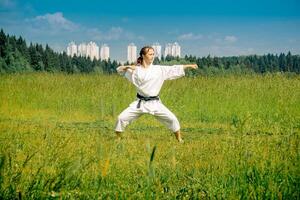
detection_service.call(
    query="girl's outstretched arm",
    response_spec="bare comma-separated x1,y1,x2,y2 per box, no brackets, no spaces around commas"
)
116,65,136,73
183,64,198,70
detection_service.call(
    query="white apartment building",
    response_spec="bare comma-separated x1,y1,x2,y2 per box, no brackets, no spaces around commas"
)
86,41,99,60
171,42,181,57
164,43,172,57
127,43,137,64
164,42,181,57
152,42,162,59
78,43,87,57
67,41,181,61
100,44,110,60
66,41,77,57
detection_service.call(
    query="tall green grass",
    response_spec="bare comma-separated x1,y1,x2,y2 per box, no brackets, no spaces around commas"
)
0,72,299,199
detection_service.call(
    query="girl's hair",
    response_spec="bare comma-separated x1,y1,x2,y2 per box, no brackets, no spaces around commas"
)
137,46,154,65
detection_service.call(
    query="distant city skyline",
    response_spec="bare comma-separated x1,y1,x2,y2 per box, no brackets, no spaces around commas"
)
1,0,300,61
67,41,109,61
67,42,181,63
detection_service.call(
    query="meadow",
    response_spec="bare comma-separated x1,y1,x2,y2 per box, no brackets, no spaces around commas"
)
0,73,299,199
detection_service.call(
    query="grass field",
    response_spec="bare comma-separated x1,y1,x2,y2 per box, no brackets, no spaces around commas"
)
0,73,299,199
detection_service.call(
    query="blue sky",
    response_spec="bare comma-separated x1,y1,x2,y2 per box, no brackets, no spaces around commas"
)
0,0,300,62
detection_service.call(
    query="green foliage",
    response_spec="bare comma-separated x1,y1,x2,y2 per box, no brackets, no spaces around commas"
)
1,29,300,75
0,29,119,74
0,73,299,198
0,57,8,74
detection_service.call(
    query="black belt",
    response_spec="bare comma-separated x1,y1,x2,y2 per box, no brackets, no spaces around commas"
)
136,93,159,108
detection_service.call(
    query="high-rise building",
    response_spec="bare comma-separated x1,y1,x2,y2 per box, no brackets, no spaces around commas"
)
78,43,87,57
127,43,137,64
164,43,172,57
100,44,110,60
172,42,181,57
164,42,181,57
86,41,99,60
66,41,77,57
152,42,162,59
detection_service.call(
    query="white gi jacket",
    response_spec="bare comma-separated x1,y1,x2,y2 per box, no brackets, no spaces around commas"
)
122,64,185,97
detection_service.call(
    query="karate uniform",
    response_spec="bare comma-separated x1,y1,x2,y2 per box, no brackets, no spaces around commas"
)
115,64,185,133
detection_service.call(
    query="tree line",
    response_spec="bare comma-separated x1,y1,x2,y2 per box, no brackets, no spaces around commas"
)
1,29,299,75
0,29,119,74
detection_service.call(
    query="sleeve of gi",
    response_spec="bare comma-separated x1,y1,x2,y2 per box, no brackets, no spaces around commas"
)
160,65,185,80
123,69,134,83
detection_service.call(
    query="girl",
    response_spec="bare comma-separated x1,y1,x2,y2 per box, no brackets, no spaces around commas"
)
115,46,198,143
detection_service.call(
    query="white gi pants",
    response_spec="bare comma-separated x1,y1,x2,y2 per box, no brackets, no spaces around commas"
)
115,99,180,133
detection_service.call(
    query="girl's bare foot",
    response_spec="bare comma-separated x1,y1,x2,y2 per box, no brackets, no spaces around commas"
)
174,131,184,143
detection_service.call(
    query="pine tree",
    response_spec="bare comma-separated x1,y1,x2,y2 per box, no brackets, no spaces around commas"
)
279,53,287,72
0,29,7,58
0,57,8,73
286,51,292,72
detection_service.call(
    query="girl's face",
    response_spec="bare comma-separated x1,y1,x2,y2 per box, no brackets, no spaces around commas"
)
143,48,155,63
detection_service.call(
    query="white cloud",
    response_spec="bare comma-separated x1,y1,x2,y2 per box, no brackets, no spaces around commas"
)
29,12,79,32
107,27,145,41
2,11,145,59
87,28,104,40
89,26,121,41
224,35,237,43
177,33,203,40
206,33,238,44
203,45,254,57
87,26,144,41
106,27,123,40
21,12,144,42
